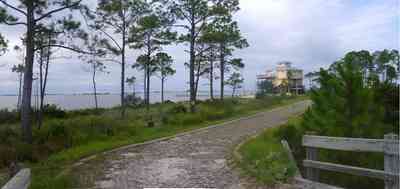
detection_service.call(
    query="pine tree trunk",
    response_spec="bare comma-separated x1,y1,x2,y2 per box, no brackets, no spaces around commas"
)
189,21,196,112
132,82,135,97
38,49,44,129
93,64,98,110
146,34,151,112
144,70,147,102
146,64,150,111
220,44,225,100
17,72,22,111
194,60,201,100
21,2,35,143
161,77,164,103
120,16,126,118
38,43,50,129
210,60,214,100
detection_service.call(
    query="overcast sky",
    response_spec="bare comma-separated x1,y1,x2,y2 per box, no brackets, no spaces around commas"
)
0,0,398,95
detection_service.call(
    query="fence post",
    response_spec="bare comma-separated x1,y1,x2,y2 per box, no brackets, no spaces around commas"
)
305,132,319,182
384,133,399,189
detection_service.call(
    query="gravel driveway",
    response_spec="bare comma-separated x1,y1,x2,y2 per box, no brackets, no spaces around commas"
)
72,101,310,189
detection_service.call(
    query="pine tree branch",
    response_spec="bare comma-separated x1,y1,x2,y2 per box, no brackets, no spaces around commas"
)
3,20,26,26
35,0,82,22
35,44,93,54
97,27,123,51
172,24,190,30
0,0,27,16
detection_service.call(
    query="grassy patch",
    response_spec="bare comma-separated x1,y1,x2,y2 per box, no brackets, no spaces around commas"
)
0,169,8,187
236,117,301,186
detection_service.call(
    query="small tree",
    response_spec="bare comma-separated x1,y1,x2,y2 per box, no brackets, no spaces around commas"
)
202,46,218,100
91,0,148,117
154,53,175,103
0,33,6,55
204,16,248,100
187,42,213,99
256,80,273,98
305,71,319,90
79,34,108,110
129,9,176,111
12,45,25,109
12,64,25,110
126,76,137,96
197,28,220,100
225,72,243,97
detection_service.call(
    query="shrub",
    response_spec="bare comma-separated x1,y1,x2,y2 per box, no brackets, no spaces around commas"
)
164,100,175,104
124,94,144,108
274,121,306,166
167,103,188,114
0,109,19,123
67,108,106,117
42,104,66,118
181,114,203,125
239,127,297,185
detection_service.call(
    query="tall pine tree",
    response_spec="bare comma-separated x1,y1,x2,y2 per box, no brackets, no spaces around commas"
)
0,0,86,143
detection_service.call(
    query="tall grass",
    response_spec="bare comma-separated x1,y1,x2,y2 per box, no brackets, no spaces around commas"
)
237,117,300,186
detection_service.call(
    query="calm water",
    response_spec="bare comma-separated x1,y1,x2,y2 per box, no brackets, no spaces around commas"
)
0,91,254,110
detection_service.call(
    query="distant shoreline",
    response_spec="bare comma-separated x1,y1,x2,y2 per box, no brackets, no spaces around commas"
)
0,90,256,97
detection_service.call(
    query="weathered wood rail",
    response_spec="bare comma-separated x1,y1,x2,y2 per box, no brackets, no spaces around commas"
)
302,133,399,189
1,169,30,189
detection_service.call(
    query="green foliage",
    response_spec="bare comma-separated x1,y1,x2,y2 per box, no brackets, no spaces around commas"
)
225,72,244,96
304,50,398,138
0,33,7,55
238,126,297,185
11,64,24,73
41,104,67,119
274,50,399,189
274,118,306,169
0,109,19,124
166,103,188,114
124,94,144,107
154,53,176,79
256,80,274,98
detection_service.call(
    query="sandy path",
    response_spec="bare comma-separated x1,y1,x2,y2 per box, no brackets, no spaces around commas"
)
73,101,310,189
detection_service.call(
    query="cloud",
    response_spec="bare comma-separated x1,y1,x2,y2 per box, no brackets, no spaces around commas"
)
235,0,398,89
0,0,398,94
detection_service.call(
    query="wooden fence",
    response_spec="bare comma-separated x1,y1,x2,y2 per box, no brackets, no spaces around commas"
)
302,133,399,189
1,169,30,189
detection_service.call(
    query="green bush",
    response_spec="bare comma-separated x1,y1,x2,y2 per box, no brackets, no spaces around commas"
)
166,103,188,114
238,127,297,185
181,113,203,125
124,94,144,108
42,104,66,118
67,108,106,117
0,109,19,123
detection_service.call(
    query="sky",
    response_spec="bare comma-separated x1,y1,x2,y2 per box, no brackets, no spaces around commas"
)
0,0,399,95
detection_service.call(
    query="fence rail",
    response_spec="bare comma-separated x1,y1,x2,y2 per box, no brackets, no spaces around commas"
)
302,133,399,189
1,169,30,189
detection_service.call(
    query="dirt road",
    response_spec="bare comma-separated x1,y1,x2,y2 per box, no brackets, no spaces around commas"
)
73,101,310,189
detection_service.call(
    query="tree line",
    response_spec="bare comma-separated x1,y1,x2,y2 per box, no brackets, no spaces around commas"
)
0,0,249,144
